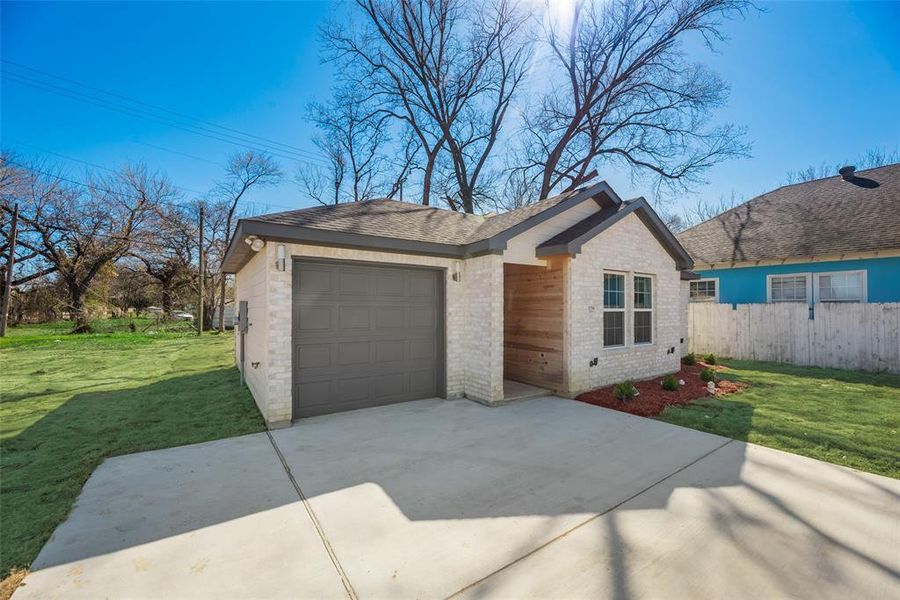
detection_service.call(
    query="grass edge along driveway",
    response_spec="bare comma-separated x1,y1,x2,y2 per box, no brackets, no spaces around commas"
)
1,324,265,584
656,359,900,479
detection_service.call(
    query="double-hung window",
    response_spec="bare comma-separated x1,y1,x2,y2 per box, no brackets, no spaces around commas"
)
768,274,810,303
603,273,625,347
633,275,653,344
816,270,865,302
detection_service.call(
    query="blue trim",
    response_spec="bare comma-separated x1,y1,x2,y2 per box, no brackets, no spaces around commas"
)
694,256,900,304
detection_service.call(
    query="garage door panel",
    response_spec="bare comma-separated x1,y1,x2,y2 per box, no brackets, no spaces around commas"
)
293,261,443,419
298,267,334,296
337,341,370,366
339,306,371,330
297,306,333,331
339,271,371,296
375,306,405,329
409,306,435,329
376,272,405,296
296,343,332,369
409,338,435,360
409,369,436,394
375,340,405,363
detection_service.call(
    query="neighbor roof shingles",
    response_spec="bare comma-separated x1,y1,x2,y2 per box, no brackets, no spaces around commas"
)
676,163,900,265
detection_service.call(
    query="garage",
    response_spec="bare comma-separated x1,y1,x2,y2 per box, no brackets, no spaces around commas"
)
292,260,445,418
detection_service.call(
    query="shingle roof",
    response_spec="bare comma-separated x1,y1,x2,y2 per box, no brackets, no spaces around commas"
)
537,204,624,248
250,199,484,245
677,163,900,265
249,187,585,246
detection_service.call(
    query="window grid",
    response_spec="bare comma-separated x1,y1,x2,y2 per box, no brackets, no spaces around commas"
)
689,279,717,302
603,273,625,347
633,276,653,344
770,275,808,302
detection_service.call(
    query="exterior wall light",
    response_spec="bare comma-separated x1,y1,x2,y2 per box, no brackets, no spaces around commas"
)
452,261,462,282
245,235,266,252
276,244,286,271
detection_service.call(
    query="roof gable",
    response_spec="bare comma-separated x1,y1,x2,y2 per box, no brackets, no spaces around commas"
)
536,198,693,269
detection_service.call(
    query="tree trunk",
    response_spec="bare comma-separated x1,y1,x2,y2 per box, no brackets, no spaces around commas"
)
217,278,226,333
422,149,439,207
70,286,91,333
161,284,174,315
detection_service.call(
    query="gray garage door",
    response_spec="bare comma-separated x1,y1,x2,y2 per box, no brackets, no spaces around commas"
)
292,260,444,418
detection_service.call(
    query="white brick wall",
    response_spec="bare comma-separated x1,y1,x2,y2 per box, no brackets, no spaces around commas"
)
234,243,505,426
462,253,504,403
564,212,683,393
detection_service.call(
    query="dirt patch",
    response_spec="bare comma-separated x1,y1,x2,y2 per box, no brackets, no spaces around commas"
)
575,363,747,417
1,568,28,600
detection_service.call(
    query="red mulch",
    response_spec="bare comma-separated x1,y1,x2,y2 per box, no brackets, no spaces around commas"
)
575,362,748,417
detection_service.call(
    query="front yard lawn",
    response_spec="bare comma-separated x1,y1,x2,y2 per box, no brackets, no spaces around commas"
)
656,359,900,479
0,322,265,582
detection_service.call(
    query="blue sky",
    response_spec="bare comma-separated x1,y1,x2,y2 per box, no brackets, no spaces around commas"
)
2,1,898,217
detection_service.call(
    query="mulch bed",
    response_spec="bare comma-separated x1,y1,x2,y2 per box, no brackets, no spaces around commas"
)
575,362,747,417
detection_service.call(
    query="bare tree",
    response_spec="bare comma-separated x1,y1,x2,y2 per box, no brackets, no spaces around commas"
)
518,0,750,201
213,151,282,331
323,0,531,212
784,147,900,184
131,203,197,315
2,160,173,332
300,86,388,205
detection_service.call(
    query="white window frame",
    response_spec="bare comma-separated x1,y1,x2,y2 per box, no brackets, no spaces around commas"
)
689,277,719,303
814,270,867,303
633,274,654,345
767,272,812,304
602,271,626,349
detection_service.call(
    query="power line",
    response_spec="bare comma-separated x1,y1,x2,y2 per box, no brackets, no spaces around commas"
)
130,139,221,166
2,71,331,168
3,153,305,214
2,59,328,163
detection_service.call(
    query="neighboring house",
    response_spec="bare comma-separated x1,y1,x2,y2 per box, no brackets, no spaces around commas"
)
677,163,900,306
222,182,694,427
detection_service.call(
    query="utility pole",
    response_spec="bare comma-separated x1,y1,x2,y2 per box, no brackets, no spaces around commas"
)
197,204,204,336
0,204,19,337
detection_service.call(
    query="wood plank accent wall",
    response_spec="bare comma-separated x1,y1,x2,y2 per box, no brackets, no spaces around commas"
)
503,261,566,389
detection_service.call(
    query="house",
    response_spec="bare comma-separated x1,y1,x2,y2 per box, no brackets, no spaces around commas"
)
222,182,694,427
677,163,900,306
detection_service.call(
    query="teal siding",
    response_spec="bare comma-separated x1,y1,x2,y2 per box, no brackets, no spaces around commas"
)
695,256,900,304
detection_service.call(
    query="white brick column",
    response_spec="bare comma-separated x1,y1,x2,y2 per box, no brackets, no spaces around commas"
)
264,243,293,427
462,253,504,404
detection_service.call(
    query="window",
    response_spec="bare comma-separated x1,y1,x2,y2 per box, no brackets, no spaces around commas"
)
603,273,625,347
768,274,810,303
633,276,653,344
816,270,865,303
689,279,718,302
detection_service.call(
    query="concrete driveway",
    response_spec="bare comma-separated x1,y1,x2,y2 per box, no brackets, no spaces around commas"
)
16,397,900,599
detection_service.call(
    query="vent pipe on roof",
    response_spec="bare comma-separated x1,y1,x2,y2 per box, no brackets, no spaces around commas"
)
839,165,856,181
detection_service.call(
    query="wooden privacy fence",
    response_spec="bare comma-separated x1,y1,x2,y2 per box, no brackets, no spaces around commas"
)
688,302,900,374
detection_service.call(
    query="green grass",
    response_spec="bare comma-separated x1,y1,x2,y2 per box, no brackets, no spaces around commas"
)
657,359,900,479
0,320,265,579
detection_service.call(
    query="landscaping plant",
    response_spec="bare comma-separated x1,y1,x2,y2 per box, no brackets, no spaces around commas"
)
613,381,638,402
700,367,717,382
703,353,717,365
682,353,696,366
661,374,680,391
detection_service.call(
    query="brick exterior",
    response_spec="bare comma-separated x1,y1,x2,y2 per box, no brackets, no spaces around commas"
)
564,213,685,394
234,211,686,425
234,243,504,427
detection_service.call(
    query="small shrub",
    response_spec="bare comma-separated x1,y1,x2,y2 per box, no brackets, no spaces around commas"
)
703,353,717,365
682,353,696,366
614,380,638,401
661,374,679,391
700,367,717,383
